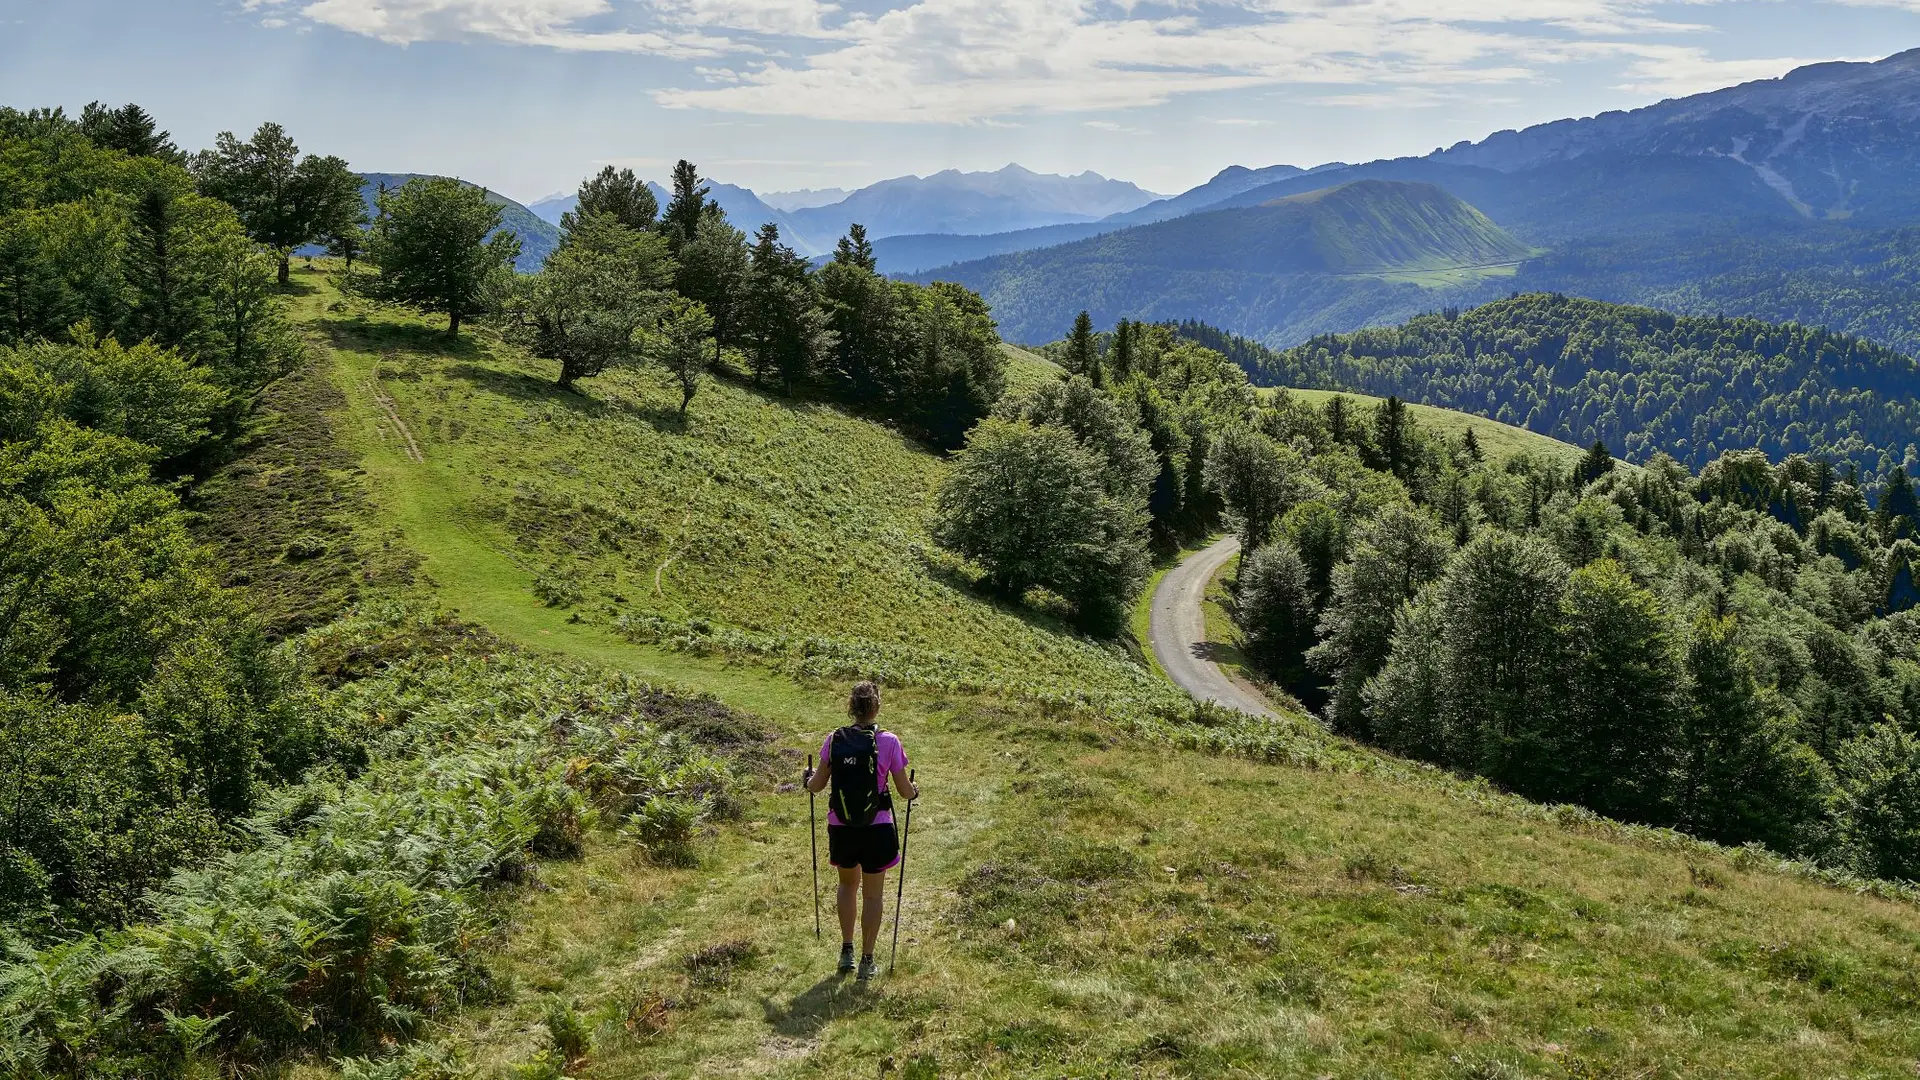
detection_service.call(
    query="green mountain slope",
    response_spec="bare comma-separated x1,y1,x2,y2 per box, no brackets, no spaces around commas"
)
918,181,1529,344
357,171,560,270
1262,292,1920,474
171,266,1920,1078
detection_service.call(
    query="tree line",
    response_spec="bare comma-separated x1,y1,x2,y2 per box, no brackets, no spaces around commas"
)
1246,293,1920,482
1216,386,1920,882
927,305,1919,882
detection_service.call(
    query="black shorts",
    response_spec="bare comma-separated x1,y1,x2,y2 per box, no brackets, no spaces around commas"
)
828,822,899,874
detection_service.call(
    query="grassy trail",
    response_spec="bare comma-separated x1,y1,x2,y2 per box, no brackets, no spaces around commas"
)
288,271,1920,1078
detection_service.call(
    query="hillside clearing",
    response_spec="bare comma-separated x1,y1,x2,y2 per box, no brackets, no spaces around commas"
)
1271,386,1589,465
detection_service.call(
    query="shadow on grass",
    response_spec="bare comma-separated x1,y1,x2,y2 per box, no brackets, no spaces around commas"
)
318,315,485,360
439,362,692,433
759,973,873,1039
912,550,1092,644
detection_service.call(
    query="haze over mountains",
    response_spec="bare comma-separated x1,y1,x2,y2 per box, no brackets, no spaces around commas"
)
414,48,1920,352
527,164,1162,257
911,49,1920,349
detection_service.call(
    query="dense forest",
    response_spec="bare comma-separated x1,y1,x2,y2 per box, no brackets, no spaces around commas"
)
1215,294,1920,479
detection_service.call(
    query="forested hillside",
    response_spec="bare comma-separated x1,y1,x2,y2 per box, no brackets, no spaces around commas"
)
1246,294,1920,477
924,181,1527,344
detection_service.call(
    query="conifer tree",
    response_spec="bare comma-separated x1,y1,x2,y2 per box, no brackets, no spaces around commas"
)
675,212,750,366
1372,395,1410,479
1461,427,1483,464
659,159,716,253
563,165,657,235
1324,394,1351,445
1065,310,1096,380
819,224,900,402
834,222,877,272
1111,318,1135,381
1879,464,1919,540
1578,439,1616,485
742,223,831,394
78,101,182,162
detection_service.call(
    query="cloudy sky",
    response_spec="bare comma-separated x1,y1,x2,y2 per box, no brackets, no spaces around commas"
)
3,1,1916,201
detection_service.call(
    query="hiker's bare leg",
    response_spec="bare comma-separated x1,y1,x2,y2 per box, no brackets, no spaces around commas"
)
836,865,860,944
861,870,887,955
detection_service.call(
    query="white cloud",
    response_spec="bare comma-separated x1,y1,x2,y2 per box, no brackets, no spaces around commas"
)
257,0,742,56
243,0,1864,123
1609,45,1852,99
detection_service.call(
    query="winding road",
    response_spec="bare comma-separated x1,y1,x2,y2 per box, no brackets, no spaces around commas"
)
1148,535,1279,719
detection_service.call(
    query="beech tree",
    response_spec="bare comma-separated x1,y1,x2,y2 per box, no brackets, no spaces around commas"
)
659,298,715,415
495,212,672,389
193,121,362,286
934,418,1147,634
1204,426,1293,551
363,177,519,335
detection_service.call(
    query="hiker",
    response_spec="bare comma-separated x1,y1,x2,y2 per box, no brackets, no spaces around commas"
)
806,681,918,980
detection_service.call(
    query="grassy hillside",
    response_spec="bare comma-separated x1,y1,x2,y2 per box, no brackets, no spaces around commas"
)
206,266,1920,1078
914,181,1529,345
1276,387,1589,465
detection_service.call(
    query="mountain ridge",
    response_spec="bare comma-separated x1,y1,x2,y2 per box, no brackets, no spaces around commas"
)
917,179,1529,343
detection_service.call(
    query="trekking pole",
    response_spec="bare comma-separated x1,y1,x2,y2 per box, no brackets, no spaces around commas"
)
889,768,916,975
806,763,820,939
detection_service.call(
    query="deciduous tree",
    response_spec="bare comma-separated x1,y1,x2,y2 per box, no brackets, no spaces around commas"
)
363,177,519,335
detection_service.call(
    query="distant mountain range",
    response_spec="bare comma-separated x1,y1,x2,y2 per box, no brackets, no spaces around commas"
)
761,187,850,212
526,164,1162,257
922,180,1531,345
907,49,1920,350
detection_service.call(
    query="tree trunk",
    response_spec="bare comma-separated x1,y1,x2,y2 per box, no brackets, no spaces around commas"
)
448,310,462,336
277,255,291,287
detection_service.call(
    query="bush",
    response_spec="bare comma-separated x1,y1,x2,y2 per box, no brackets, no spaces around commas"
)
0,624,759,1076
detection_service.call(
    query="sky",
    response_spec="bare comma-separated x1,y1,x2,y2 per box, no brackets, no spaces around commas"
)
2,1,1918,203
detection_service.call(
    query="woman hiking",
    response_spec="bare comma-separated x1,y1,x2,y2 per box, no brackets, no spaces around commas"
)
806,681,918,981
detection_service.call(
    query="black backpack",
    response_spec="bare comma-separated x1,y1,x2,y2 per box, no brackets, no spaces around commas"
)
828,725,893,827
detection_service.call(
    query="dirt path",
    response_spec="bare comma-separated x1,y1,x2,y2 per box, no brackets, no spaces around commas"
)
1147,535,1279,719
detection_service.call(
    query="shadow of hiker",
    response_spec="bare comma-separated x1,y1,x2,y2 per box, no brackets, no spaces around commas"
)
760,973,875,1039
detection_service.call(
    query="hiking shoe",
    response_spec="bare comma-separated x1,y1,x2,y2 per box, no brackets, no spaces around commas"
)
856,955,877,981
837,944,855,974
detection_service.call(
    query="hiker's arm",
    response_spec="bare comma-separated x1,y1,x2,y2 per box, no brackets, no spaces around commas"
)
890,766,918,802
805,758,829,793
